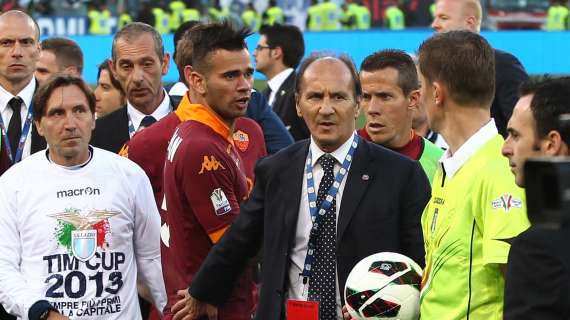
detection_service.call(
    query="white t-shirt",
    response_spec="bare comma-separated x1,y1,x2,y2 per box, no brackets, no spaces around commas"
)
0,147,166,319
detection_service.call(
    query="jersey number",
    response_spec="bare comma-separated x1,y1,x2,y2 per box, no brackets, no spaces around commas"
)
45,271,124,298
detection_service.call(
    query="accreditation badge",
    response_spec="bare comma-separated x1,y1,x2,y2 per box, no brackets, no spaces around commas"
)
287,300,319,320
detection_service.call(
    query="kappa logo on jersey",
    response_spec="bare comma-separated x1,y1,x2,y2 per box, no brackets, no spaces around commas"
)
199,155,226,174
491,194,523,212
211,188,231,216
233,130,249,152
49,208,119,261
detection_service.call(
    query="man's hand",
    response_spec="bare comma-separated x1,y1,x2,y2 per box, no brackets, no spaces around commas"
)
47,311,69,319
342,305,355,320
172,289,218,320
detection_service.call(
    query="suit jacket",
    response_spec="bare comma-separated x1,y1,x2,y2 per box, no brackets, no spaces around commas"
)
504,226,570,320
492,49,528,137
271,72,310,141
190,139,430,320
0,107,46,177
90,96,178,153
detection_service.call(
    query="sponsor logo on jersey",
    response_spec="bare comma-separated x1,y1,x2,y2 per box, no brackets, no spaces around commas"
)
56,186,101,198
233,130,249,152
199,155,226,174
491,194,523,212
48,208,119,261
211,188,231,215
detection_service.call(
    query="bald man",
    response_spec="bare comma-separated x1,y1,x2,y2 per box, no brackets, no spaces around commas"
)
431,0,529,137
0,11,46,179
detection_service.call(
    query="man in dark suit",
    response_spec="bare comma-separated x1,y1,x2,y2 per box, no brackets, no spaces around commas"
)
254,24,310,141
431,0,528,137
0,10,47,320
501,76,570,320
90,22,175,153
170,54,430,320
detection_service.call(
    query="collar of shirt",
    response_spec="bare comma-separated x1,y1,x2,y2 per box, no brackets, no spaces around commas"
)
127,89,171,131
267,68,294,105
168,81,188,97
440,119,498,178
0,78,36,115
308,132,356,168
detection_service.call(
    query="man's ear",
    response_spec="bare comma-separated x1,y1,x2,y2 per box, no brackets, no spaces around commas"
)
161,53,170,76
433,81,445,107
34,120,44,137
542,130,566,156
190,70,206,96
295,93,303,117
408,89,420,112
183,65,193,87
108,59,118,79
272,46,283,61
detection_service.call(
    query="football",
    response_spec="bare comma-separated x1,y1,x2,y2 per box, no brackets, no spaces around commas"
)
344,252,423,320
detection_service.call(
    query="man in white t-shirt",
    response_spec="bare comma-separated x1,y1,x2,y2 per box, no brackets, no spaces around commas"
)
0,75,166,320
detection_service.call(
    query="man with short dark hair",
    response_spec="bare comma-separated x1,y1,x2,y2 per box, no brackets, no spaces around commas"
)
90,22,175,153
431,0,528,137
418,31,529,320
35,37,83,85
160,21,267,319
358,49,443,183
0,10,46,178
176,53,430,320
501,77,570,320
0,75,166,320
168,20,293,155
254,24,309,140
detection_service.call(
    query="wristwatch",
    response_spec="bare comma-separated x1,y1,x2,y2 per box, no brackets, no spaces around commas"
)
38,309,50,320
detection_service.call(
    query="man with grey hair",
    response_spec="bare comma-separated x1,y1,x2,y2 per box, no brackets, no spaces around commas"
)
431,0,528,137
90,22,175,153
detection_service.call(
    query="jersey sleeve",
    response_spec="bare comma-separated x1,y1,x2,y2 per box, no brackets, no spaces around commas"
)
175,138,241,243
0,172,44,318
478,171,530,265
131,169,167,313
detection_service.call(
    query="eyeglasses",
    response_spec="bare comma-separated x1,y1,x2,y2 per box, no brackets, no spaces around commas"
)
255,45,273,51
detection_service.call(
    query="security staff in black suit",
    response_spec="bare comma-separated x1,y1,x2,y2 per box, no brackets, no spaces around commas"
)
431,0,528,137
90,22,173,153
0,10,47,320
253,24,310,141
501,76,570,320
171,54,430,320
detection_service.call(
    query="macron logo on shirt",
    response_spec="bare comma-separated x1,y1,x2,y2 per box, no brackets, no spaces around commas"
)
56,187,101,198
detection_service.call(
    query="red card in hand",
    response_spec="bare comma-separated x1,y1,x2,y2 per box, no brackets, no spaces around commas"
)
287,300,319,320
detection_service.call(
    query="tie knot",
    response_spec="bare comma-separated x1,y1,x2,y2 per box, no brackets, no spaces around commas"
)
140,115,156,129
8,97,22,112
318,154,336,172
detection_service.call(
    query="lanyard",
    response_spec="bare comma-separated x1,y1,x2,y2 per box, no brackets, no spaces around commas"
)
128,114,136,138
300,133,359,283
0,101,33,164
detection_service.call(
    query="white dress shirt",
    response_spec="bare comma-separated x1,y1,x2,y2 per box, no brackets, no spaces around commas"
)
440,119,498,179
287,133,357,317
0,79,36,160
267,68,294,107
126,89,171,136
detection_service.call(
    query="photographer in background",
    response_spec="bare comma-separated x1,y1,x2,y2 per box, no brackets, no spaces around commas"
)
501,76,570,320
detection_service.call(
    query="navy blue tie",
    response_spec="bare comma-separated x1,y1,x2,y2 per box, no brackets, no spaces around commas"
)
139,115,156,131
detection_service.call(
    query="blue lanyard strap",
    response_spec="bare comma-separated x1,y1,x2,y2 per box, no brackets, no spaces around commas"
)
300,133,359,282
128,114,136,138
0,101,33,164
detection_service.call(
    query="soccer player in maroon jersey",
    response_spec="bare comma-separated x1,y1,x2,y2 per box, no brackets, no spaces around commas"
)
159,22,263,319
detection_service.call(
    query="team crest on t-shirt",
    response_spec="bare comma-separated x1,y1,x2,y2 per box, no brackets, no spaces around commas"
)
232,130,249,152
48,208,119,261
211,188,231,216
